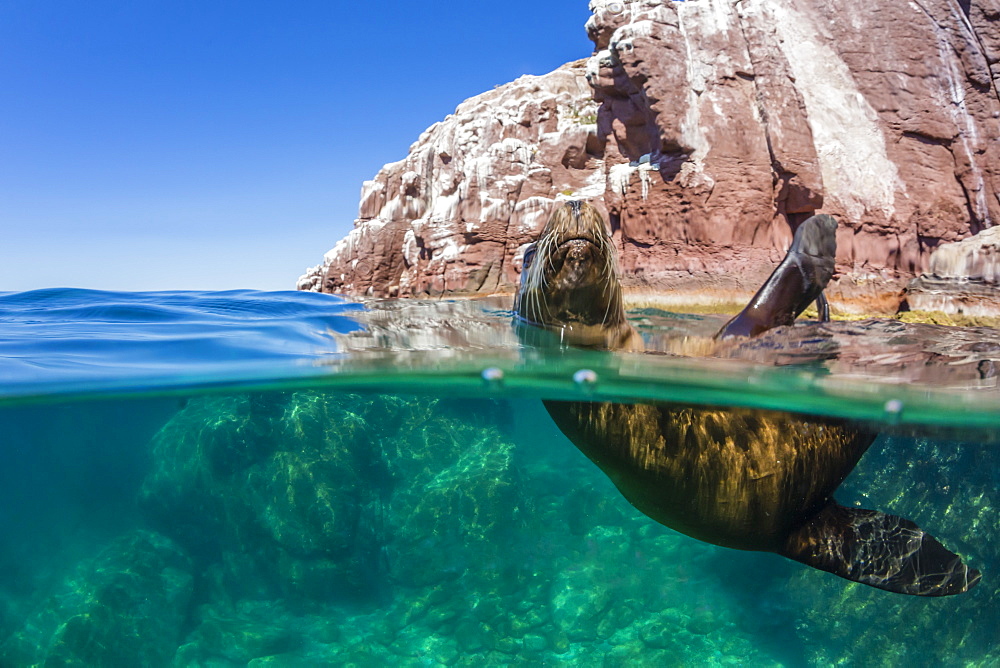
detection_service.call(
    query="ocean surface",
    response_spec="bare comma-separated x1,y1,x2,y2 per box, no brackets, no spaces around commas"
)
0,288,997,666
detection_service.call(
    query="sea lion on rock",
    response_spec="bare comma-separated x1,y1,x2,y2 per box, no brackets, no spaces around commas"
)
514,201,980,596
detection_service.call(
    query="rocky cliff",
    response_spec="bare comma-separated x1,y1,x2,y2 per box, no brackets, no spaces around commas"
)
298,61,603,299
299,0,1000,314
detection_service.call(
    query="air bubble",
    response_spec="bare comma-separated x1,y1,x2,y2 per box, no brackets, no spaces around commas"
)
573,369,598,388
481,367,505,388
883,399,904,424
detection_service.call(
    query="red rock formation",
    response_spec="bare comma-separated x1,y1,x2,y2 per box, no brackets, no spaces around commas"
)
905,226,1000,315
298,61,605,298
300,0,1000,314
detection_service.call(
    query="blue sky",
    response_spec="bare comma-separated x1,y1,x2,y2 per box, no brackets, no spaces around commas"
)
0,1,593,292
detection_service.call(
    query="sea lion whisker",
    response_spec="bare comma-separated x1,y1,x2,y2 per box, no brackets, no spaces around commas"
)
600,274,612,302
530,289,541,322
601,290,614,327
532,285,551,323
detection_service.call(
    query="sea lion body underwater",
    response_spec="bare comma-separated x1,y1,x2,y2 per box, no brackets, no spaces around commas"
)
515,201,980,596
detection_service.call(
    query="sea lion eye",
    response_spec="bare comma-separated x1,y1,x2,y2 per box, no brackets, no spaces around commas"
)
522,243,537,271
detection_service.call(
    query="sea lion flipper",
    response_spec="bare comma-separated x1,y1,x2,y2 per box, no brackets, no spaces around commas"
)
815,292,830,323
781,501,981,596
716,214,838,339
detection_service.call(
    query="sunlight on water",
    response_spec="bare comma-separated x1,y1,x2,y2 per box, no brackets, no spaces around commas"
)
0,289,997,665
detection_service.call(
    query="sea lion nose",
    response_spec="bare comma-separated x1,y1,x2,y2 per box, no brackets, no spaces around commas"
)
561,240,594,281
567,242,590,262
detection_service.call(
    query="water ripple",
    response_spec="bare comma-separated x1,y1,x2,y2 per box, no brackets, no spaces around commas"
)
0,289,365,391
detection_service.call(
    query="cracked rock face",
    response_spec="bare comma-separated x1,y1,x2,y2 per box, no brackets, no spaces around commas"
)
299,0,1000,314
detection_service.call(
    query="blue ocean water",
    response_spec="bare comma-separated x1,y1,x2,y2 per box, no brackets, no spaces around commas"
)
0,288,367,399
0,288,997,666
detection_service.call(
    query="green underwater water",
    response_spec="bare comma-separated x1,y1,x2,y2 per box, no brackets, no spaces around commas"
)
1,291,999,666
0,387,996,667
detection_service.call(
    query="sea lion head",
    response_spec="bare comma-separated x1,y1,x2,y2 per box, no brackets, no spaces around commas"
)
515,201,633,348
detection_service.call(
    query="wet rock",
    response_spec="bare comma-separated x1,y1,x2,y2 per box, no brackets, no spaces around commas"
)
177,601,306,666
601,640,653,668
454,621,485,653
13,387,993,666
550,568,614,642
639,611,685,650
139,388,536,667
522,632,548,653
685,608,722,636
550,630,571,654
380,398,529,589
247,654,311,667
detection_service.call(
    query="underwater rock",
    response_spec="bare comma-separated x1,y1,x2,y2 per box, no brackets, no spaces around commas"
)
0,530,193,667
380,400,528,589
140,392,529,608
300,0,1000,314
139,390,783,664
141,392,391,603
172,599,311,666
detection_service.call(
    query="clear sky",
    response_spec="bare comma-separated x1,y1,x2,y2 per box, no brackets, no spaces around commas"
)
0,1,594,292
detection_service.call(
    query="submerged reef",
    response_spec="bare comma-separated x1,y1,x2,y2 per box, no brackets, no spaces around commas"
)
1,391,997,665
1,531,193,666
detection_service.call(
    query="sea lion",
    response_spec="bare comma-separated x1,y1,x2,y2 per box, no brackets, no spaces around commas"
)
715,213,836,339
514,201,980,596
